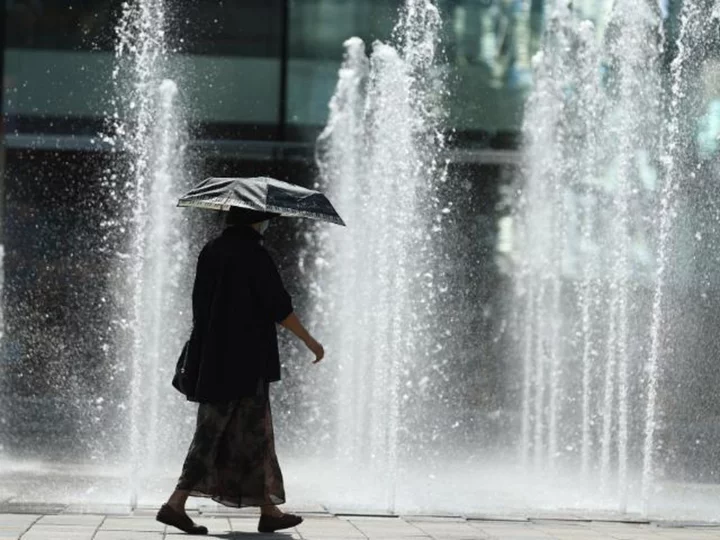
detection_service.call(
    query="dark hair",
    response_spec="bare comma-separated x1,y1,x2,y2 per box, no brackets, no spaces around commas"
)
225,207,279,226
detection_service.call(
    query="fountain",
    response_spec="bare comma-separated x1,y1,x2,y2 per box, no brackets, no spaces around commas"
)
514,0,720,517
0,0,193,507
107,0,192,504
307,0,448,513
5,0,720,523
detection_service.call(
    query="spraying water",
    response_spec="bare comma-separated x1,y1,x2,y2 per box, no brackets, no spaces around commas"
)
514,0,720,514
108,0,190,505
314,0,446,513
7,0,720,521
641,1,720,511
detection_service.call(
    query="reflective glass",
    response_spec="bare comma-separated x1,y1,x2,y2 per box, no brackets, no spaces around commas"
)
3,0,579,141
287,0,397,135
4,0,284,135
442,0,544,135
287,0,553,139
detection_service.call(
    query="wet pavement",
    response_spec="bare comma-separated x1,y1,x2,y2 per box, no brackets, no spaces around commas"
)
3,509,720,539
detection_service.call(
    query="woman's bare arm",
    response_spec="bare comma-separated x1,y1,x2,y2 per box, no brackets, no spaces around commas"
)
280,312,325,363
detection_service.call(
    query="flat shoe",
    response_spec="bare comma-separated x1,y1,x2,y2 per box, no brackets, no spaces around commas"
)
258,513,303,533
156,504,208,535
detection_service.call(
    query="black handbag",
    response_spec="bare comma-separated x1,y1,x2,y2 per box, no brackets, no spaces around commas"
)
172,339,191,396
172,334,200,399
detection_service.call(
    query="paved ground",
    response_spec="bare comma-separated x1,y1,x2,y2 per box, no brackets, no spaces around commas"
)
4,511,720,540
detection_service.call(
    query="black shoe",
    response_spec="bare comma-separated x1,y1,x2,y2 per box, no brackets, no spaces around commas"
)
258,513,303,533
156,504,209,535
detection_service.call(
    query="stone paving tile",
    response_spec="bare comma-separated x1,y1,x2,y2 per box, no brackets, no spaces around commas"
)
587,523,661,539
94,532,164,540
20,525,98,540
295,516,365,538
5,513,720,540
0,515,41,525
468,522,555,540
347,517,429,538
355,536,431,540
653,530,720,540
36,514,105,527
471,530,554,537
410,519,491,539
100,516,166,532
541,529,615,540
532,522,611,539
469,521,544,532
0,520,34,540
0,513,39,537
654,530,720,540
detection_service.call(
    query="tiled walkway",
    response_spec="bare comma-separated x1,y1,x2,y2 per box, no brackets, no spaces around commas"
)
3,512,720,540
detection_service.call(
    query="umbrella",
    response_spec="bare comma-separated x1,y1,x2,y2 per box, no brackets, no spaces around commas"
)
177,176,345,226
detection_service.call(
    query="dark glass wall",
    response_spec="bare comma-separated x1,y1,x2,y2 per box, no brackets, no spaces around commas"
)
3,0,562,145
4,1,285,139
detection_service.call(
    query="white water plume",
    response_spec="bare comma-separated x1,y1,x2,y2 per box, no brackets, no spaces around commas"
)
514,0,720,515
313,0,447,513
106,0,190,505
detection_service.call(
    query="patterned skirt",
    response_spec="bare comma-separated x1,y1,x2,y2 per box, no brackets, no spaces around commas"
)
176,383,285,507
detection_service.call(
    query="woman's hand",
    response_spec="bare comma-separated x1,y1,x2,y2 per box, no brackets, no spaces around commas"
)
305,337,325,364
280,312,325,364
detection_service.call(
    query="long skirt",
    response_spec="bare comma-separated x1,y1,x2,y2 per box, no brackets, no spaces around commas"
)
176,383,285,508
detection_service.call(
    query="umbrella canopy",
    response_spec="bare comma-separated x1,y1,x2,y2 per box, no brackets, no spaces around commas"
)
177,176,345,226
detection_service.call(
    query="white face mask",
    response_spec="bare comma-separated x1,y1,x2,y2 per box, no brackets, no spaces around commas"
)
255,220,270,235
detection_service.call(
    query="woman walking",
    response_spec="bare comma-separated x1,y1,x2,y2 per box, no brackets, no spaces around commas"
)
157,207,325,535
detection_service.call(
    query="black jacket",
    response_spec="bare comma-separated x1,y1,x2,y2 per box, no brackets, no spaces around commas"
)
178,226,293,403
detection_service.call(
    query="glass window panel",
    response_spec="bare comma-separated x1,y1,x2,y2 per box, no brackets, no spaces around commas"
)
289,0,400,59
285,0,557,140
172,0,283,56
442,0,543,135
286,0,402,138
5,0,285,54
6,1,119,50
4,0,284,137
